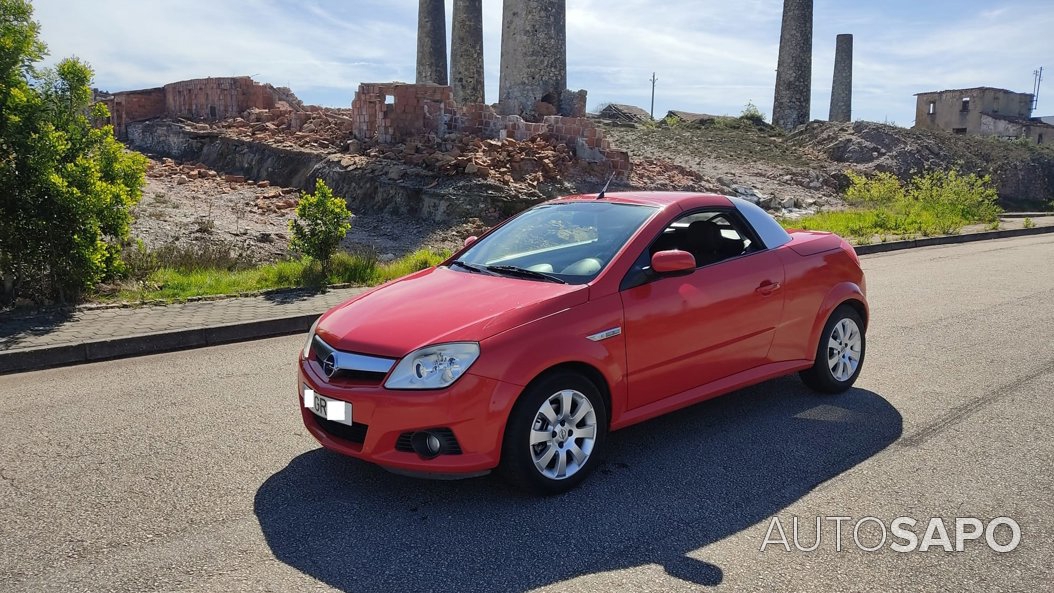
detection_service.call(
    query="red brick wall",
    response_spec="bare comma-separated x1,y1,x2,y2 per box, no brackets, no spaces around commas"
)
108,88,166,138
163,77,276,121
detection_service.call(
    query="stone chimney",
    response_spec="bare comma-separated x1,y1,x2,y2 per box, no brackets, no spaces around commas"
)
498,0,566,116
772,0,813,131
416,0,448,85
829,34,853,123
451,0,485,104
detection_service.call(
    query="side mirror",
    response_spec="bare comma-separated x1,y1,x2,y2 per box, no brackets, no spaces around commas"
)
651,250,696,274
463,236,478,248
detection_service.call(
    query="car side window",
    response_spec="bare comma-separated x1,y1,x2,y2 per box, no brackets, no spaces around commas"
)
621,209,763,291
649,210,758,268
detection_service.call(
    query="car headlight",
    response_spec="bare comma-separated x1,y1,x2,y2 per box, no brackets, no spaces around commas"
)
384,342,480,390
303,317,321,359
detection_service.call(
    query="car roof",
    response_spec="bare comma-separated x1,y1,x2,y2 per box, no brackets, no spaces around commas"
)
550,191,734,209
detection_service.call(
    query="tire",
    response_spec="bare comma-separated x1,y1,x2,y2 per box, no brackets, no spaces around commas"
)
499,372,608,495
799,304,866,393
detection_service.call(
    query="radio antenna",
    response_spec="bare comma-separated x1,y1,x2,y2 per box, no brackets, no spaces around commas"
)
596,170,618,200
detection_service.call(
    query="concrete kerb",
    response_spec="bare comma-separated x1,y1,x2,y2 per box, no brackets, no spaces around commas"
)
0,313,319,375
2,225,1053,375
853,224,1054,255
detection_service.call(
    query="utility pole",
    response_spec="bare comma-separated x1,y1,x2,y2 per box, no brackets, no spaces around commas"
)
1033,67,1044,112
650,72,658,119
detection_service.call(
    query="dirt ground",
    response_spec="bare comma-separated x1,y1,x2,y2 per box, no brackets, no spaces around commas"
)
131,159,480,264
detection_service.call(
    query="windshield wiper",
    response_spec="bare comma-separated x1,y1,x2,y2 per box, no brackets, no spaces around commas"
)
485,265,568,284
449,260,490,275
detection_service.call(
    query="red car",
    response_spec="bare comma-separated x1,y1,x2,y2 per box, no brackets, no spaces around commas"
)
297,192,867,494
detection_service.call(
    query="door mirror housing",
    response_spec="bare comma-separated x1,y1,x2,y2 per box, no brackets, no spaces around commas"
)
463,236,478,248
651,250,696,274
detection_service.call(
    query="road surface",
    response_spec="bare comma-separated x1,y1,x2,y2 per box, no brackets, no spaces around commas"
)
2,234,1052,592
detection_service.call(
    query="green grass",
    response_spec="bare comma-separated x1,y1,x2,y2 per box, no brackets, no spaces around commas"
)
108,249,450,302
783,169,1002,242
782,208,967,240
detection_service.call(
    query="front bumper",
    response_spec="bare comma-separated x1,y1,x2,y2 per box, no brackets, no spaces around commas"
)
297,357,521,475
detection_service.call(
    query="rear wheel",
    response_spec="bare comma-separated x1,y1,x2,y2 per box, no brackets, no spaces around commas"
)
800,304,866,393
500,372,608,495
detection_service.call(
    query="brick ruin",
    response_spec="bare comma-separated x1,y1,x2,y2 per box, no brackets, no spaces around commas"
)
350,82,631,177
101,77,300,138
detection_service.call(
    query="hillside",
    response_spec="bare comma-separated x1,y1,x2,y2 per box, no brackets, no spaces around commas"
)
610,118,1054,212
122,115,1054,265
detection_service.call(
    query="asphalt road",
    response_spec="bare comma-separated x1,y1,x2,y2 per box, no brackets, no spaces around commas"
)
2,234,1053,593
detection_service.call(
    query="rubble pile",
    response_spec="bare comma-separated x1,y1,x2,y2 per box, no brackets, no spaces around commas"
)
353,133,578,189
630,159,723,193
146,158,300,212
191,106,358,151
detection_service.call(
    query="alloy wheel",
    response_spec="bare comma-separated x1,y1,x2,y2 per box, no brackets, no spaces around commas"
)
827,318,862,382
529,389,598,480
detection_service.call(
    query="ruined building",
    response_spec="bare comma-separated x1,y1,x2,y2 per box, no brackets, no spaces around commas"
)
829,34,853,123
772,0,813,131
416,0,448,85
101,77,299,139
914,87,1053,144
451,0,485,104
349,82,630,177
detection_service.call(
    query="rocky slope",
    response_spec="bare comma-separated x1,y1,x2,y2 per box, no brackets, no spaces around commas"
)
606,117,1054,212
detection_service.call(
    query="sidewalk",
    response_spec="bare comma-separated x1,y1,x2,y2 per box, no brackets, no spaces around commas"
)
0,287,366,374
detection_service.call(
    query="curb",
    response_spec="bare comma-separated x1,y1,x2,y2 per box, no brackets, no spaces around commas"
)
0,313,319,375
854,224,1054,255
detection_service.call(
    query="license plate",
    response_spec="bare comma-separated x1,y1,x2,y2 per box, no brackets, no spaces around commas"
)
303,387,352,426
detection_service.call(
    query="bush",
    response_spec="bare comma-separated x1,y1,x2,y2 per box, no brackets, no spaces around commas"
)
739,101,767,125
288,179,352,273
907,169,1001,224
0,0,147,303
791,169,1002,240
843,170,905,207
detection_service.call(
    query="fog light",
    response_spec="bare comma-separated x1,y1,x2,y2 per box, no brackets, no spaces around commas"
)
411,431,443,459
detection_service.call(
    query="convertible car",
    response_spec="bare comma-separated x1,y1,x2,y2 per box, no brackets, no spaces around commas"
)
297,192,867,494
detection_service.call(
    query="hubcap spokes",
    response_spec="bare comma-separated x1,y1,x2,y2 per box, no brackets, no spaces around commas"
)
827,318,862,382
530,389,598,480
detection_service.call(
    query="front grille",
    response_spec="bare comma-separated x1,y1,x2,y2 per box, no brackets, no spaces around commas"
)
395,428,463,455
313,415,369,445
310,336,393,386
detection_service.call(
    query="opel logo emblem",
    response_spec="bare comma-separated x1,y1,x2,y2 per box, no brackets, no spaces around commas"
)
322,353,337,378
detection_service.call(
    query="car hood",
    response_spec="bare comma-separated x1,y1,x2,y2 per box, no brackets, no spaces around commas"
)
316,266,588,358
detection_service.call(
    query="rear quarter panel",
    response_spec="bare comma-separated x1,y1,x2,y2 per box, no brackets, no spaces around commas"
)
768,237,867,362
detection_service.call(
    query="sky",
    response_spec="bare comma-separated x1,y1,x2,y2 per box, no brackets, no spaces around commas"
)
29,0,1054,127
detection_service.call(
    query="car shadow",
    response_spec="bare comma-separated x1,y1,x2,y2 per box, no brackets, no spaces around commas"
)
254,377,901,592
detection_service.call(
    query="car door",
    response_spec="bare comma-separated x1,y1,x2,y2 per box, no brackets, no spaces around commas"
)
620,213,786,411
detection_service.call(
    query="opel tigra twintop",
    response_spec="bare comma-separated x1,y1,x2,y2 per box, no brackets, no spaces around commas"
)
298,192,868,494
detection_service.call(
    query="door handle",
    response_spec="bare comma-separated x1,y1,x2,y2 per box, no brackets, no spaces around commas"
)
756,281,781,296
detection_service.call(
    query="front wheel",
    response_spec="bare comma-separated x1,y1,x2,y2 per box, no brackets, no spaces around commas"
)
499,372,608,495
799,304,866,393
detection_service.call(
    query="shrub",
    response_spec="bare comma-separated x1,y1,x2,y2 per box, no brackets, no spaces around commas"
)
791,169,1002,240
0,0,147,303
739,101,767,125
288,179,352,273
1023,217,1035,229
844,170,905,207
907,169,1001,224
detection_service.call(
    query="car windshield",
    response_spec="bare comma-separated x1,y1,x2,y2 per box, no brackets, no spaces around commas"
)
452,201,657,284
